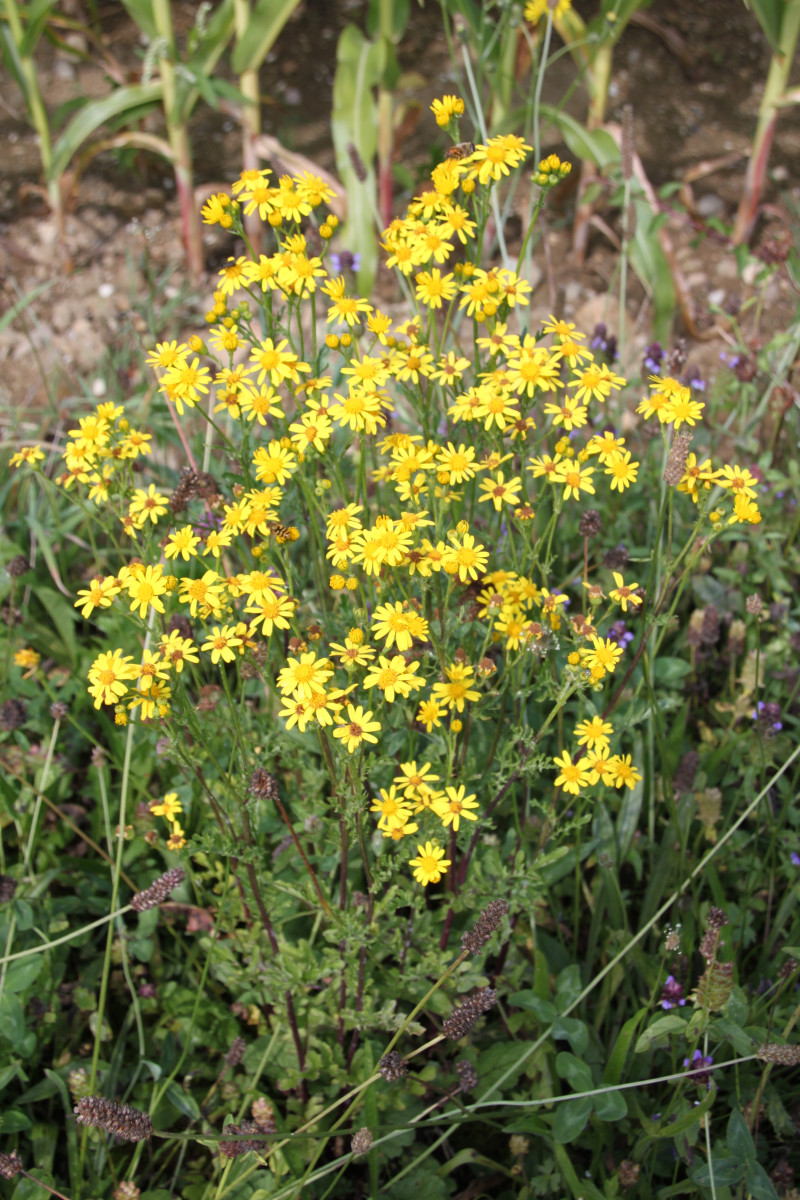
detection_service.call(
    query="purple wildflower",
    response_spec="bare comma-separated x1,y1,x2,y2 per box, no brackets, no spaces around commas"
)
683,1049,714,1088
660,974,686,1010
328,250,361,274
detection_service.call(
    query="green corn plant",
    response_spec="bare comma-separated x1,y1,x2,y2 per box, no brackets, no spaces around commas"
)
544,0,653,264
733,0,800,244
1,0,73,264
231,0,304,255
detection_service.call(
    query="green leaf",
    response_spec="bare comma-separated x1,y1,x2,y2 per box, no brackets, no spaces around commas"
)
555,1052,593,1093
30,583,78,665
552,1141,605,1198
508,991,557,1022
652,656,692,687
714,1018,754,1056
120,0,157,39
634,1013,687,1052
604,1007,647,1085
727,1110,756,1165
231,0,303,74
747,0,785,51
745,1162,780,1200
50,83,163,181
594,1089,627,1121
638,1087,715,1139
164,1081,201,1120
552,1095,594,1143
553,1017,589,1055
539,104,620,168
690,1155,746,1188
0,992,26,1043
555,964,583,1009
331,24,383,296
19,0,58,59
4,955,43,994
0,1110,31,1133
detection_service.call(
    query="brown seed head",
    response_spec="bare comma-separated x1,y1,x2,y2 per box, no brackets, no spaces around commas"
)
130,868,185,912
248,768,279,801
442,987,498,1039
74,1096,152,1142
379,1051,409,1082
461,898,508,955
351,1127,373,1157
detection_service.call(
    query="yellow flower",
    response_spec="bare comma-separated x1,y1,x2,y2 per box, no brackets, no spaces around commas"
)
126,564,167,620
393,760,440,800
201,625,243,664
414,268,457,309
370,784,414,831
605,451,639,492
608,754,642,790
363,654,423,703
430,95,465,126
13,647,40,672
165,525,201,561
574,715,613,751
553,461,595,501
178,570,226,618
87,649,138,709
159,631,199,674
74,575,120,618
417,698,445,731
443,532,489,582
553,751,591,795
150,792,182,821
409,841,451,886
433,785,479,831
249,337,310,386
252,440,297,485
525,0,572,24
129,484,169,526
608,573,642,612
277,652,333,699
478,471,523,511
10,445,46,469
431,662,480,712
332,704,382,753
585,636,623,674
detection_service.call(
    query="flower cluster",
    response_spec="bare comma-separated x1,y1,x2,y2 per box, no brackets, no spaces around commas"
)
9,96,763,885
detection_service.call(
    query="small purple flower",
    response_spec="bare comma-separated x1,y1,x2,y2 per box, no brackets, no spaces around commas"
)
683,1049,714,1088
643,342,664,375
660,974,686,1010
752,700,783,734
609,619,634,647
791,850,800,867
328,250,361,274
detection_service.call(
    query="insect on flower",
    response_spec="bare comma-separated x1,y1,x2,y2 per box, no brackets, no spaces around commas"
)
444,141,476,162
